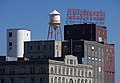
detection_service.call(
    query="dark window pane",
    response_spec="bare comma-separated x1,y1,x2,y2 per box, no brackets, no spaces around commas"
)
9,42,12,46
1,79,4,83
9,32,12,37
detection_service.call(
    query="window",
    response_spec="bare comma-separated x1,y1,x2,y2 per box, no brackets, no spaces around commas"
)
110,49,112,53
85,79,87,83
77,79,80,83
20,78,25,83
98,48,100,54
92,46,94,51
55,66,57,74
49,45,52,50
30,67,35,74
70,68,73,75
85,45,87,52
74,68,76,76
11,78,14,83
62,67,65,75
85,71,87,77
44,45,46,50
74,60,76,64
98,67,101,72
38,56,40,59
66,68,69,75
51,77,53,83
58,77,61,83
62,78,65,83
88,56,91,60
95,57,98,61
54,77,57,83
40,78,44,83
38,46,40,50
70,59,73,64
106,48,108,52
98,58,102,62
1,79,4,83
103,31,105,35
39,67,46,74
98,37,102,42
69,79,73,83
89,72,92,77
81,70,84,76
0,68,5,74
67,31,69,34
89,80,91,83
92,57,94,60
58,66,61,74
10,47,12,50
67,59,69,64
50,67,54,74
56,45,58,50
88,46,91,52
9,32,12,37
9,42,12,46
27,33,28,36
66,79,68,83
57,51,59,57
81,79,84,83
31,56,33,59
10,68,15,75
19,67,25,74
30,46,33,50
31,78,35,83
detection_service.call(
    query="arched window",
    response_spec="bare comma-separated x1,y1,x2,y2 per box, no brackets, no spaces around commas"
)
62,78,65,83
58,66,61,74
85,79,87,83
66,68,69,75
85,70,87,77
66,79,68,83
55,66,57,74
51,77,53,83
69,79,73,83
77,79,80,83
74,68,76,76
89,72,92,77
54,77,57,83
81,70,84,77
50,67,54,74
39,67,46,74
70,68,73,75
58,77,61,83
81,79,84,83
62,67,65,75
89,80,91,83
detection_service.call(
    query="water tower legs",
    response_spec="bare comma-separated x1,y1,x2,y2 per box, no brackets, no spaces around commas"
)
47,25,62,40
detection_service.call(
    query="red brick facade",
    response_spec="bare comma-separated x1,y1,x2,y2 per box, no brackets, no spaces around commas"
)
104,44,115,83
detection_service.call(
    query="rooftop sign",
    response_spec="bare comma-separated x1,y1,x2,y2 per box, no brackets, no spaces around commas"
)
66,8,105,25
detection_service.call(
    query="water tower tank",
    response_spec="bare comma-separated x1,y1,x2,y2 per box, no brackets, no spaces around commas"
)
49,10,61,29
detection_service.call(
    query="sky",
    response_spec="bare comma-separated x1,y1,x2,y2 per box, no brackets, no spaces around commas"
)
0,0,120,82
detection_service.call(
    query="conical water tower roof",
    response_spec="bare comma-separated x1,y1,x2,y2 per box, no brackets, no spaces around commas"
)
49,10,60,15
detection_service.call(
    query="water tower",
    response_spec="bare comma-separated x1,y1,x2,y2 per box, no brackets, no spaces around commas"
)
47,10,62,40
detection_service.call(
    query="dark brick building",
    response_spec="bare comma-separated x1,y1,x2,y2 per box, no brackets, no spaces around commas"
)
64,24,107,44
63,23,115,83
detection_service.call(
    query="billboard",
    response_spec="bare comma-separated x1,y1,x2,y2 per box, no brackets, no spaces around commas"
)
66,8,105,25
